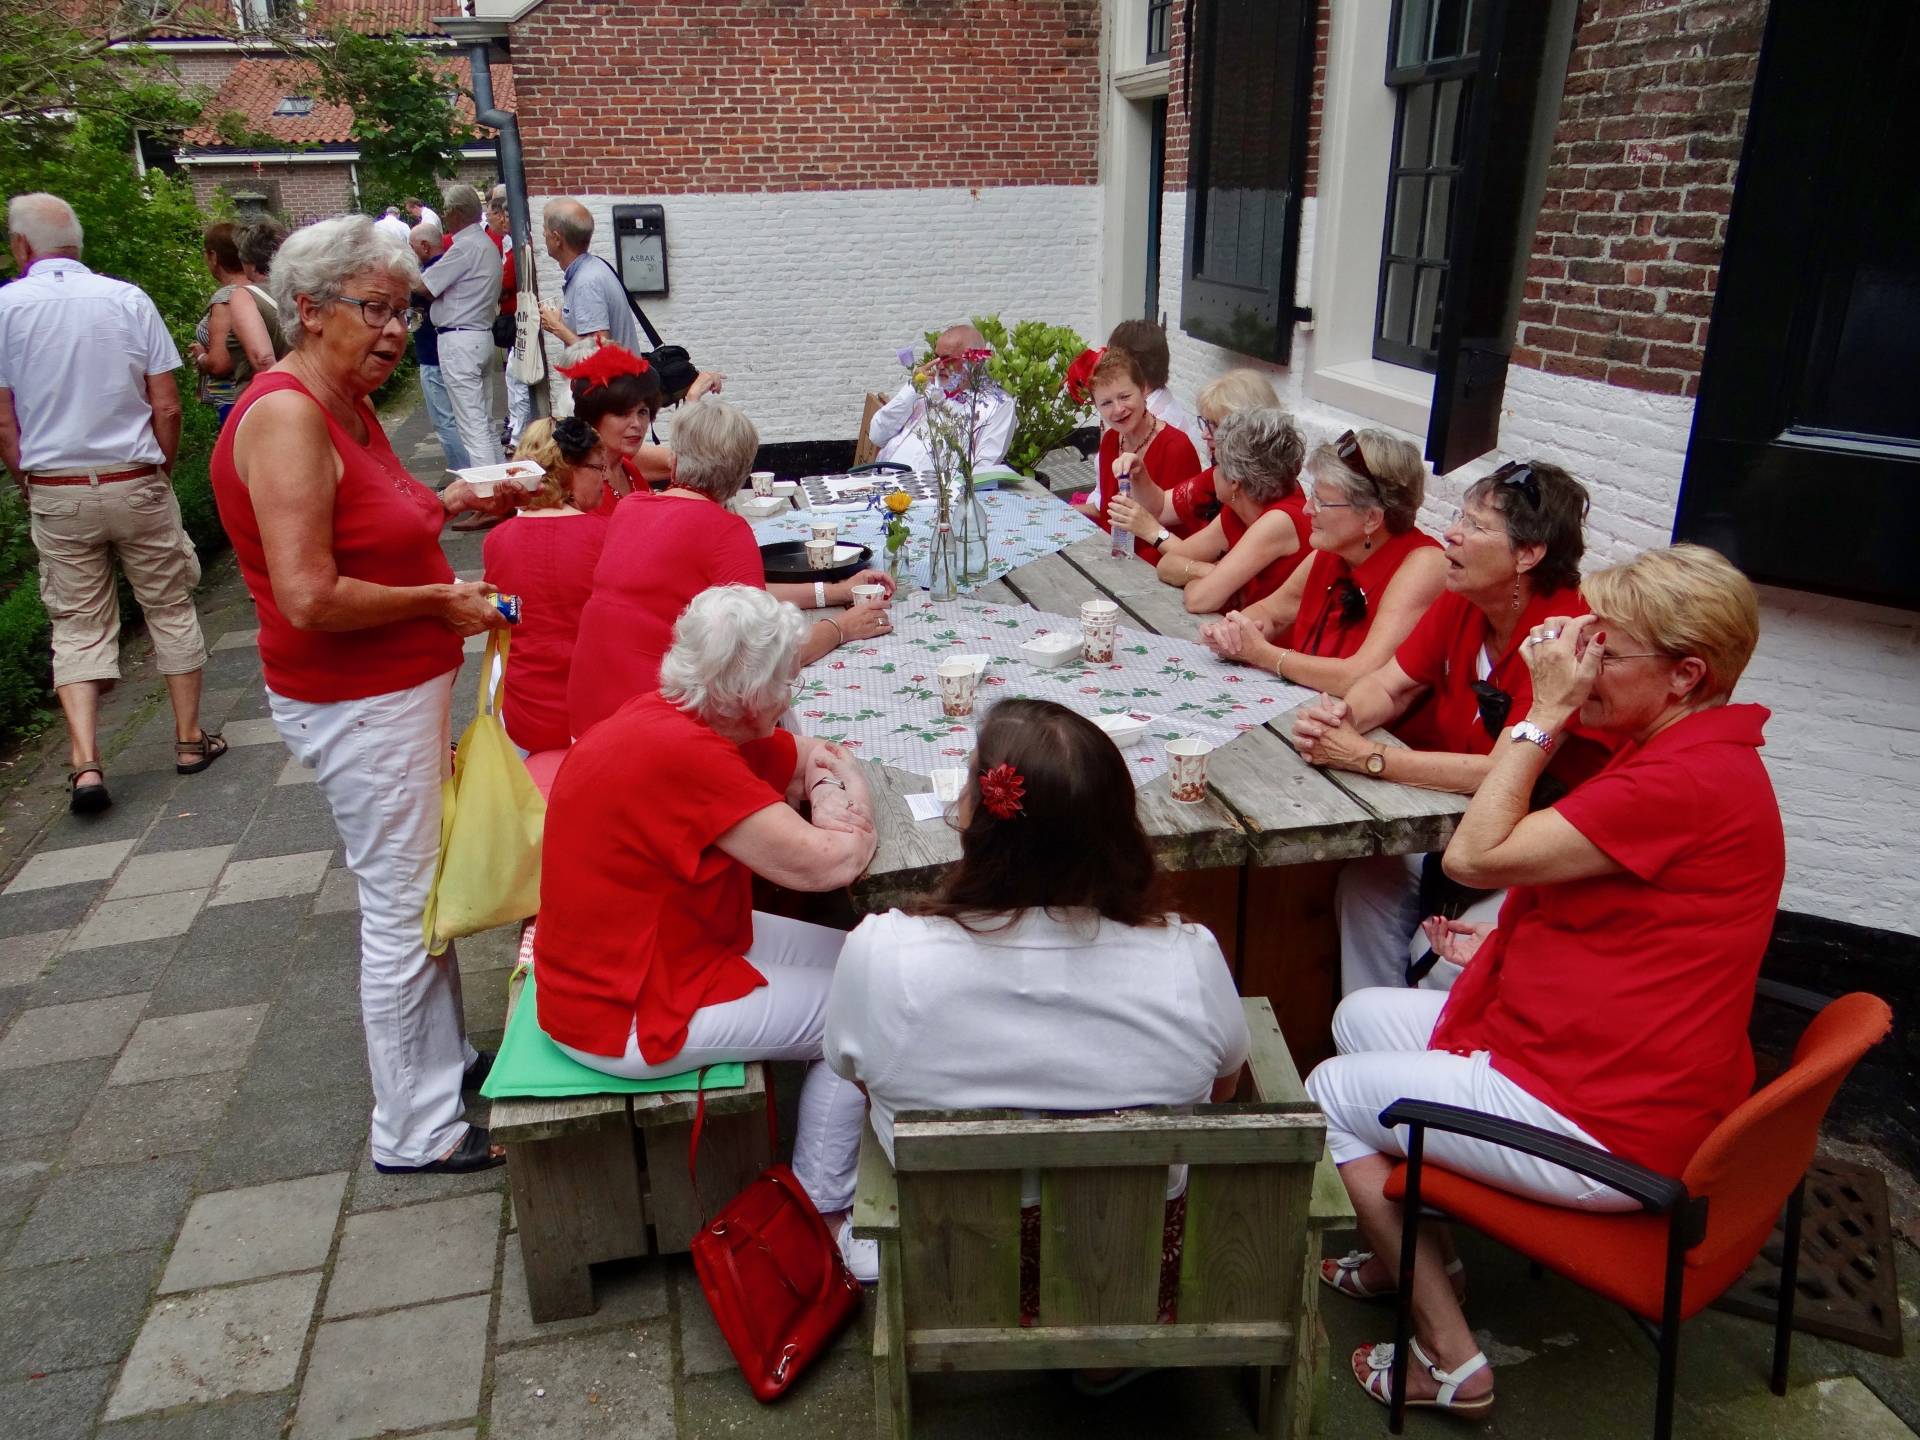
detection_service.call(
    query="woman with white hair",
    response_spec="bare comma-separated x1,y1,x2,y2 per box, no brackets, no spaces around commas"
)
1110,407,1312,615
210,214,516,1177
536,584,878,1221
568,397,894,739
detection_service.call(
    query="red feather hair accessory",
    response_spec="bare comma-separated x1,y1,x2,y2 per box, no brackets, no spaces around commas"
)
977,762,1026,820
1063,346,1104,404
559,343,651,390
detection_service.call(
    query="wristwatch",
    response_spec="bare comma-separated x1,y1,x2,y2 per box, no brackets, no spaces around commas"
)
1510,720,1556,753
1364,747,1386,776
1153,528,1173,548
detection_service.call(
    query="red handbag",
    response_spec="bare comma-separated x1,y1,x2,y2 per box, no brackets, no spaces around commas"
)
686,1074,864,1402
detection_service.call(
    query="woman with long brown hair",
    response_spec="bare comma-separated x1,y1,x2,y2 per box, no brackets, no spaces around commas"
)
823,698,1250,1284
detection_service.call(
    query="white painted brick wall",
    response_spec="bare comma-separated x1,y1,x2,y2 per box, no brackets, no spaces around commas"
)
1157,192,1920,936
525,187,1103,444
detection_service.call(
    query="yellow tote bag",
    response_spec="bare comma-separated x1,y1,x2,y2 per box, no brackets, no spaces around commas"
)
423,629,547,955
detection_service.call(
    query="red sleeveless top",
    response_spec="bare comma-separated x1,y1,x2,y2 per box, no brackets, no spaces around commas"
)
1218,491,1312,608
1287,528,1440,658
211,371,461,703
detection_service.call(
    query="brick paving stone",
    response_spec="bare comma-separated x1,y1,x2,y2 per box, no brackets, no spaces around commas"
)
161,1171,348,1293
200,1080,372,1192
98,1392,295,1440
293,1294,490,1439
0,1246,164,1375
0,1364,116,1440
218,717,284,747
209,851,331,908
230,790,342,863
29,937,178,1006
497,1246,666,1347
68,1071,239,1166
0,1057,113,1142
324,1192,501,1317
312,867,358,915
0,929,67,989
105,1272,322,1420
3,838,137,895
491,1324,676,1440
147,895,306,1016
67,890,206,951
111,1003,269,1085
0,992,148,1071
0,1134,60,1231
5,1155,197,1268
0,880,108,940
210,626,260,652
106,844,234,900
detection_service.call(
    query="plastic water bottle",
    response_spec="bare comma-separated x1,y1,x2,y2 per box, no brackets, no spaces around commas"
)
1111,469,1133,557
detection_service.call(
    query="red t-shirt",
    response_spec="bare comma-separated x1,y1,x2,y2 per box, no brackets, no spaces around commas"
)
1217,491,1312,609
1288,529,1440,658
534,693,800,1061
1429,705,1786,1176
211,372,461,703
1169,467,1220,535
1097,424,1202,561
482,511,608,753
567,494,766,739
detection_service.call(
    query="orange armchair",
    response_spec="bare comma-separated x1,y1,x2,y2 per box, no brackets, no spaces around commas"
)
1376,989,1892,1440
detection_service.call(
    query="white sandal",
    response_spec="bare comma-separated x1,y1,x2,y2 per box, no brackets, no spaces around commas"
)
1320,1249,1466,1300
1354,1338,1494,1416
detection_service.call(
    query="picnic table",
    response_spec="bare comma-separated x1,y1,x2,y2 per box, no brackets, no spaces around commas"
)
757,478,1467,1067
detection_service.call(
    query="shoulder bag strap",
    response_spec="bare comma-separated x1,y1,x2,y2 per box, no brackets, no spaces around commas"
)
595,254,664,349
687,1063,783,1221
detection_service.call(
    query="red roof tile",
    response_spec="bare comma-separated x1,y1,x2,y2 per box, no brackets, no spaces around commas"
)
182,56,514,149
145,0,448,41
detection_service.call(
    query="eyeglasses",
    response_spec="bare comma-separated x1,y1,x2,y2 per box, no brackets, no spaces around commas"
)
1598,651,1668,667
1448,506,1506,539
336,296,422,332
1487,460,1542,509
1198,415,1218,441
1334,430,1384,504
1304,488,1354,515
1470,679,1513,739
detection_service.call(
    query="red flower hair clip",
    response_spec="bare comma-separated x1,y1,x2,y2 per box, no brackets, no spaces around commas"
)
977,762,1026,820
558,343,651,390
1064,346,1104,404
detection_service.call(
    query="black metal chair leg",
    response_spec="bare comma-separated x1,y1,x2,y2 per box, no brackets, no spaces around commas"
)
1654,1204,1690,1440
1389,1126,1425,1435
1772,1179,1805,1396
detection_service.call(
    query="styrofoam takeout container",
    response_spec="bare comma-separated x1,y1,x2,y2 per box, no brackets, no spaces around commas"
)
450,461,545,496
1020,631,1084,668
740,496,788,518
1091,711,1156,748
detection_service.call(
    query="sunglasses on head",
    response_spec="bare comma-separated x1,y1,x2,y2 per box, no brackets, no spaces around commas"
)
1334,430,1383,503
1470,679,1514,739
1487,460,1541,509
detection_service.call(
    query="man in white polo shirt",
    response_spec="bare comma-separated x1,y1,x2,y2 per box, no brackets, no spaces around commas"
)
419,183,502,467
0,192,223,814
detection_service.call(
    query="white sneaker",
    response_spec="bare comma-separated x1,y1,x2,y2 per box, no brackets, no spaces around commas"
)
836,1215,879,1285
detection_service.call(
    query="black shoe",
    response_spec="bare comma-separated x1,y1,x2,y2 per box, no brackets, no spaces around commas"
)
69,762,111,815
372,1125,506,1175
463,1049,496,1091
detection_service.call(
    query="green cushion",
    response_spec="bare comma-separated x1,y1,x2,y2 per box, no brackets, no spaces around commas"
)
480,971,745,1099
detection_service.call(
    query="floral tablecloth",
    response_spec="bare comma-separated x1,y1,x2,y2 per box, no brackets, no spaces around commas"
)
745,484,1101,593
791,596,1317,786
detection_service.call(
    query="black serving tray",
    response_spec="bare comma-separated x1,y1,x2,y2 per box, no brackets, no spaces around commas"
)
759,539,874,583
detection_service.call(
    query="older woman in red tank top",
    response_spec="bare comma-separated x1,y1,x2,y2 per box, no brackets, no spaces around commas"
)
210,215,515,1178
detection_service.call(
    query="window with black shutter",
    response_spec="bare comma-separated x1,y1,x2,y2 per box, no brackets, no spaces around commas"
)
1179,0,1316,365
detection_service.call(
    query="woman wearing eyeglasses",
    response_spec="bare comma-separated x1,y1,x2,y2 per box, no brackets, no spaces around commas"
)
211,215,519,1178
1199,429,1447,693
1292,459,1608,994
479,416,614,756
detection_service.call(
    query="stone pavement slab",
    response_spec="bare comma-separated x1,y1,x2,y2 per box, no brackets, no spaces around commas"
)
324,1192,501,1317
110,1003,269,1085
106,844,233,900
161,1171,349,1293
0,1135,60,1231
98,1392,295,1440
346,1140,506,1214
293,1293,490,1439
277,756,319,786
147,894,306,1017
40,768,178,849
68,1071,239,1167
0,1364,116,1440
0,1057,113,1142
497,1248,667,1348
5,1154,197,1268
230,788,342,863
0,879,108,940
209,850,330,907
106,1272,322,1420
210,627,259,652
29,938,179,1007
312,867,358,914
0,992,149,1071
67,890,206,951
200,1078,373,1192
491,1324,675,1440
0,929,66,988
0,1246,163,1376
218,717,284,747
3,838,137,894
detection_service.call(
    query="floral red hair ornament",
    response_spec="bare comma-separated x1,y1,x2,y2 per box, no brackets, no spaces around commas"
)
1063,346,1104,404
977,762,1026,820
558,343,651,390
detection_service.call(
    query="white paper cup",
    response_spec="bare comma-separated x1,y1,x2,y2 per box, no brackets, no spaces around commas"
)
936,660,980,718
1080,600,1120,663
750,470,775,498
850,583,886,608
1166,737,1214,803
809,520,839,545
804,538,836,569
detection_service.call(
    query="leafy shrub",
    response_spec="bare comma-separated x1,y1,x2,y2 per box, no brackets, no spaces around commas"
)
973,316,1092,477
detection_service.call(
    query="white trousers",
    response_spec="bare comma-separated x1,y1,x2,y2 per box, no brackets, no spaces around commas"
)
504,353,534,446
1306,988,1638,1211
1337,853,1504,995
438,330,502,467
558,912,865,1213
269,671,477,1167
417,362,469,472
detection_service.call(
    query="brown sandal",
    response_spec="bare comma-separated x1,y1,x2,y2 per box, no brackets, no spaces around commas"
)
176,730,228,775
69,761,112,815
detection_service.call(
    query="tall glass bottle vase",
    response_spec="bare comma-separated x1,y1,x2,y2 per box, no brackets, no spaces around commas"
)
926,522,958,602
959,480,991,583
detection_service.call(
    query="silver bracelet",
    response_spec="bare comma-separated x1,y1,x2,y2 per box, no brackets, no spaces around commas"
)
810,775,848,792
824,616,844,645
813,581,827,609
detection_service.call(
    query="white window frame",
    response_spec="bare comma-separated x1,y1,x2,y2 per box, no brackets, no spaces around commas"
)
1098,0,1171,337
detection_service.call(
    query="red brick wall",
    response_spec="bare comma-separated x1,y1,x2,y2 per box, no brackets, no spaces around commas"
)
1513,0,1765,397
188,162,356,225
514,0,1102,194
